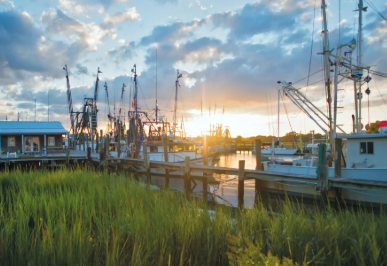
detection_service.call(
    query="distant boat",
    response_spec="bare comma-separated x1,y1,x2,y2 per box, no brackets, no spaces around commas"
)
253,147,298,155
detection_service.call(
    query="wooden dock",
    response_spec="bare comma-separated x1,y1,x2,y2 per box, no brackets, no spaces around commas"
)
1,139,386,209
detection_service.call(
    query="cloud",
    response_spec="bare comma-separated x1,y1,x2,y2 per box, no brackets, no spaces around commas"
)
75,63,88,75
40,9,115,51
100,7,140,29
106,41,135,63
139,19,205,46
0,10,85,86
58,0,86,15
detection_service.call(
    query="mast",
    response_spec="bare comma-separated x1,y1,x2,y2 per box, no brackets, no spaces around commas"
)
357,0,364,133
277,90,280,143
321,0,333,149
156,50,158,123
174,69,183,138
133,64,138,127
35,99,36,121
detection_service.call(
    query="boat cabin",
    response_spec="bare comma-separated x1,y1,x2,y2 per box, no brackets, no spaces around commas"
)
338,133,387,168
0,121,68,156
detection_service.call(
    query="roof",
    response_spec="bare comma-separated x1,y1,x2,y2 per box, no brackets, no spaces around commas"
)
337,133,387,139
0,121,68,134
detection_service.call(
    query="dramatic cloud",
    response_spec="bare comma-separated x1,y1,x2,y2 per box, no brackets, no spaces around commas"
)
106,41,135,62
40,9,116,51
75,63,88,75
0,10,85,86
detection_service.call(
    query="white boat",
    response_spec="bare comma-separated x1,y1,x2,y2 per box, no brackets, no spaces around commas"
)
260,147,298,155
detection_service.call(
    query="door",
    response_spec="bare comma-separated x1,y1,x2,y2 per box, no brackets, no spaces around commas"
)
25,137,39,152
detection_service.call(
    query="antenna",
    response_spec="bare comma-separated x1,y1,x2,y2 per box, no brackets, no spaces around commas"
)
35,99,36,121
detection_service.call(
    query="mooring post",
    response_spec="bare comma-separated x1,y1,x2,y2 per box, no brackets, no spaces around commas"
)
5,159,9,172
255,139,262,206
87,146,91,162
66,149,70,168
96,133,99,152
162,137,169,188
117,123,121,158
134,128,139,159
185,156,191,196
103,137,109,173
334,138,342,178
91,132,94,153
143,142,151,184
100,130,103,143
316,143,329,206
238,160,245,209
203,135,208,202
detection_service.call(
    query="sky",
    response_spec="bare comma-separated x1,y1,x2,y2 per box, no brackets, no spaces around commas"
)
0,0,386,137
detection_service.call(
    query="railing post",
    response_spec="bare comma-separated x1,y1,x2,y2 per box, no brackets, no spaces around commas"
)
334,138,342,178
255,139,262,206
162,137,169,188
238,160,245,209
203,135,208,202
143,142,151,184
185,156,191,196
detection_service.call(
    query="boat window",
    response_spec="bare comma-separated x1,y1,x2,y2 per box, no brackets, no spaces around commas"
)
168,145,173,152
174,145,183,152
150,146,158,152
187,145,193,151
367,142,374,154
360,142,366,153
8,136,15,147
360,142,374,154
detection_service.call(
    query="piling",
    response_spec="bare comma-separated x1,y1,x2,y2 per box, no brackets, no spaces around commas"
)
100,130,103,143
5,159,9,172
91,133,94,152
96,133,99,152
134,128,139,159
103,137,109,173
143,142,151,184
317,143,329,206
162,137,169,188
117,123,121,158
202,135,208,202
254,139,263,206
185,157,191,196
66,149,70,168
86,134,89,152
334,138,342,178
238,160,245,209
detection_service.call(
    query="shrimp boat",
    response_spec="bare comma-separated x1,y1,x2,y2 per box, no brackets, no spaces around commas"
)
262,0,387,204
126,65,217,166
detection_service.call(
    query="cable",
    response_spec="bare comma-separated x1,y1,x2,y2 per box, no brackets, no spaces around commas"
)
305,0,317,95
364,0,387,22
372,77,387,107
292,69,323,85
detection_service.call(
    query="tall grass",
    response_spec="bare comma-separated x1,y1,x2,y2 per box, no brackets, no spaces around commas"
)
0,169,386,265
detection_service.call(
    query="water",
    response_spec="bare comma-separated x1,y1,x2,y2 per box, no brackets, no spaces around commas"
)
209,152,303,207
145,152,303,208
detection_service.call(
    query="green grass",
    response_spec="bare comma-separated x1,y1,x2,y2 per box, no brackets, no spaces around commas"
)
0,169,386,265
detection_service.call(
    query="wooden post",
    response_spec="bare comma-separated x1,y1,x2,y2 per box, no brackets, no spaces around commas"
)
162,137,169,188
117,123,121,158
87,146,91,162
255,139,262,206
203,135,208,166
100,130,103,142
86,134,89,150
91,132,94,152
317,143,329,206
134,128,139,159
143,142,151,184
126,130,130,149
334,138,342,178
203,135,208,202
238,160,245,209
5,159,9,172
96,133,99,152
184,157,191,196
103,137,109,173
66,149,70,168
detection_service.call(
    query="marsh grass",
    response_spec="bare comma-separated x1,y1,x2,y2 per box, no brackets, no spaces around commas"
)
0,169,386,265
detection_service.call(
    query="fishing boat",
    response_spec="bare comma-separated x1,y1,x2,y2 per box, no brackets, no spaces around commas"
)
261,0,387,204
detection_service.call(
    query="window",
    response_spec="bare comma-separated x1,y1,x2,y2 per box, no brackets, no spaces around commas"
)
48,137,55,147
8,136,15,147
150,146,158,152
360,142,374,154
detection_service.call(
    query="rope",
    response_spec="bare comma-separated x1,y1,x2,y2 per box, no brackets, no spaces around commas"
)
281,94,297,143
364,0,387,22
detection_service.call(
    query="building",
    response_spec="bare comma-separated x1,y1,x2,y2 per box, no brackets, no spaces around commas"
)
0,121,68,155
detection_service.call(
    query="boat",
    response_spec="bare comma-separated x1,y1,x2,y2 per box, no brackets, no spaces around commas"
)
261,0,387,204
